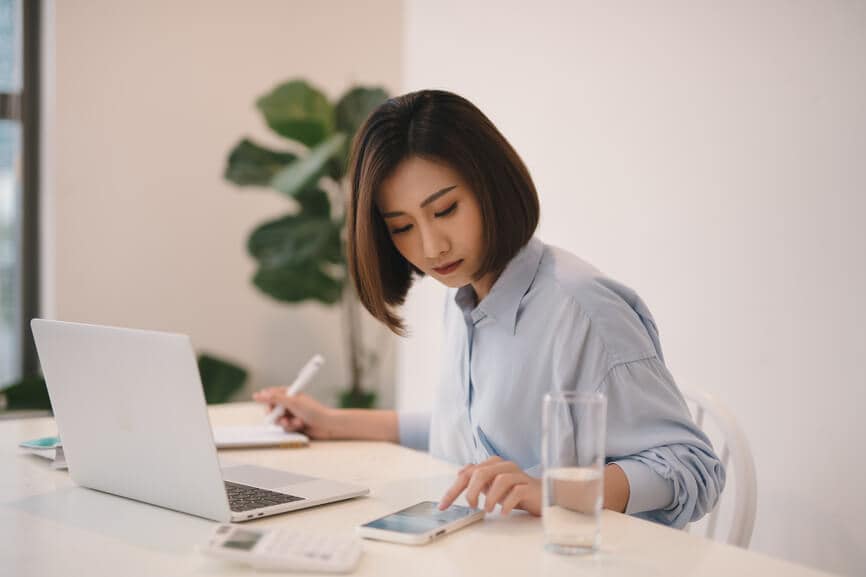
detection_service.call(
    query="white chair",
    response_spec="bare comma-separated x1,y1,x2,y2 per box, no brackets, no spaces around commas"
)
681,388,757,548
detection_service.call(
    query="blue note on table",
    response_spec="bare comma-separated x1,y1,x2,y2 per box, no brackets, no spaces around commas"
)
19,435,61,449
19,435,67,469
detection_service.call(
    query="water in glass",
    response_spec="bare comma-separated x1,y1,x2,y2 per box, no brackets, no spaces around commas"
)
543,466,603,553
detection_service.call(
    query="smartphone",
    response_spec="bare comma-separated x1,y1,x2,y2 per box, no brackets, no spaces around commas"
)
356,501,484,545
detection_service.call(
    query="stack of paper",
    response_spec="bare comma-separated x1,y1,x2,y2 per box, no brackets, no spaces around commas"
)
19,436,68,469
211,425,309,449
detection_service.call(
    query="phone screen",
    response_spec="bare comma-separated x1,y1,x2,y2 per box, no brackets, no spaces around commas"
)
361,501,478,534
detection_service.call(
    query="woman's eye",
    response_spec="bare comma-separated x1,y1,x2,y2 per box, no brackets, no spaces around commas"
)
434,202,457,218
391,224,413,235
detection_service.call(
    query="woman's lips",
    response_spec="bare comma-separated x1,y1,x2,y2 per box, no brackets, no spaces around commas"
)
432,259,463,275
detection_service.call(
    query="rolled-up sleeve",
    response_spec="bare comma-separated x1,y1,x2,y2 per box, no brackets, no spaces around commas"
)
613,457,675,515
602,357,726,528
397,411,431,451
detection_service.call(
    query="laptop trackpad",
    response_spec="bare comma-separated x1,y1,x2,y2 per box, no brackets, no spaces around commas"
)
222,464,315,489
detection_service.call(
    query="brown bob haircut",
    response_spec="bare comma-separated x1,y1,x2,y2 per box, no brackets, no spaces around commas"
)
347,89,540,335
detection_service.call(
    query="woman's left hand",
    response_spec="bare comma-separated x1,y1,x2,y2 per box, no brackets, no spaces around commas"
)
438,456,542,516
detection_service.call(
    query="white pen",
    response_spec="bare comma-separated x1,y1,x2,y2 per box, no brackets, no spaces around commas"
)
264,354,325,426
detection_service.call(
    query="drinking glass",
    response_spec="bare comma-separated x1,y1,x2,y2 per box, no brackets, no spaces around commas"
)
541,391,607,555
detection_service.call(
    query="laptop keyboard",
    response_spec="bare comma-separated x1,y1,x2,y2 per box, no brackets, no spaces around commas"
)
224,481,305,512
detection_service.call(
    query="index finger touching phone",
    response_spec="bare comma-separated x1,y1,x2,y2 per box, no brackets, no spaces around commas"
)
438,469,474,510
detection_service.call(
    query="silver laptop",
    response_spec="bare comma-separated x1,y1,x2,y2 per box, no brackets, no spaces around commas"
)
31,318,369,523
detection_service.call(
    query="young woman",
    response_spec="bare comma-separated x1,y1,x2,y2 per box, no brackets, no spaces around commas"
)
254,90,724,528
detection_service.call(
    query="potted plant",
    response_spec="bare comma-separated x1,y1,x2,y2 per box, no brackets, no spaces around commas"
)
224,80,389,408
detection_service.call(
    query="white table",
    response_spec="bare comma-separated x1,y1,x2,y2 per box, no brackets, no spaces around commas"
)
0,402,834,577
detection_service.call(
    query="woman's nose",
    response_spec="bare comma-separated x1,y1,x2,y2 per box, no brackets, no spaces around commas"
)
420,225,450,260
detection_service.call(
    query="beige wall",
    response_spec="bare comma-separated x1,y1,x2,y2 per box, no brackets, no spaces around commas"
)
401,1,866,575
47,0,403,405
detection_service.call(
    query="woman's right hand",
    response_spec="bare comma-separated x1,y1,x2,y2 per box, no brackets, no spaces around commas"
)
253,388,340,440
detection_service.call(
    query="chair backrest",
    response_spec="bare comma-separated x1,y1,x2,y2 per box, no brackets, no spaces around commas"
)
681,387,757,548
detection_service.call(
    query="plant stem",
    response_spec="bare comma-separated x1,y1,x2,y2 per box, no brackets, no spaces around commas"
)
342,282,363,396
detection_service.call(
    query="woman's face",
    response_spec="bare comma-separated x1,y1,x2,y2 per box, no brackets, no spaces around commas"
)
377,156,490,293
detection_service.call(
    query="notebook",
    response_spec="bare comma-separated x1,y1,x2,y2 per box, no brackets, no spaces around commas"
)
212,425,309,449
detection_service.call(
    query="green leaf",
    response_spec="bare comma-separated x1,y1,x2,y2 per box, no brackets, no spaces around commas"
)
332,87,388,181
295,187,331,218
323,219,344,265
248,213,341,269
2,375,50,411
325,138,350,181
224,139,297,187
335,86,389,136
253,262,344,304
198,354,247,404
271,132,347,199
339,389,377,409
256,80,335,147
247,212,345,304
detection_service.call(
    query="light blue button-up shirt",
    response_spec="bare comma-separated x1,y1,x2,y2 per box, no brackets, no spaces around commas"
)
398,237,724,528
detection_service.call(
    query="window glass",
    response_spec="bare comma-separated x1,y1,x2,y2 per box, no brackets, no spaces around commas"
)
0,0,21,93
0,0,22,387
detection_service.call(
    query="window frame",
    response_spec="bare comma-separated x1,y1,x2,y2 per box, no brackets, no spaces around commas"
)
0,0,40,380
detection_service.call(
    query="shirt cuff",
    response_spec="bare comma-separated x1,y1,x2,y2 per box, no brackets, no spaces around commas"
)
397,411,431,451
612,458,675,515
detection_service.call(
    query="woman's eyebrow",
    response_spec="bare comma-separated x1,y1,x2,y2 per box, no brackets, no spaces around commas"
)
382,185,458,218
420,185,458,207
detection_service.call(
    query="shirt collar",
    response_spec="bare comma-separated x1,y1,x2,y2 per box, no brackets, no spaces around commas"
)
454,237,544,334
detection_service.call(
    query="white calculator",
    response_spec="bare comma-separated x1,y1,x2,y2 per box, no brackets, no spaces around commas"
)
202,523,363,573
